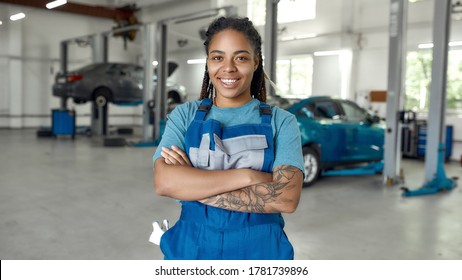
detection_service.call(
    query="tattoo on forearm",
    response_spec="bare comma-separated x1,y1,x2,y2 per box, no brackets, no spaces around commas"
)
200,165,300,213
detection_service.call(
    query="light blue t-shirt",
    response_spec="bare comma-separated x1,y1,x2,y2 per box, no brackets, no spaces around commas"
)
153,98,304,173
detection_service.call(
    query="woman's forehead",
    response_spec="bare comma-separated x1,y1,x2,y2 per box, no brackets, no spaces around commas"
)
208,29,254,53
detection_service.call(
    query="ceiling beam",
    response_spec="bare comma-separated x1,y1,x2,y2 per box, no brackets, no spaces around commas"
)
0,0,134,20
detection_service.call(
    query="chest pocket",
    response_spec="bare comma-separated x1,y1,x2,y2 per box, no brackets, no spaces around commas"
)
189,133,268,171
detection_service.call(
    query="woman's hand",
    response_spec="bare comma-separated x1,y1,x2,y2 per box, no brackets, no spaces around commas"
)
160,145,192,166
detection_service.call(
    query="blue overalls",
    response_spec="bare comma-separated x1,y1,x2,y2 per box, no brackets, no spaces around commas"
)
159,98,294,260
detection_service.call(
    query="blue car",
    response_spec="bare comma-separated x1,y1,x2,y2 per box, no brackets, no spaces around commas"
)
286,96,385,186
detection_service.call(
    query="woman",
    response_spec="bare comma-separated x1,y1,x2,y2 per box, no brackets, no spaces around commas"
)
153,16,304,260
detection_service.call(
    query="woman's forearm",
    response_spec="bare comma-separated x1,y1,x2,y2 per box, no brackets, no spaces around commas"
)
154,158,272,201
199,165,303,214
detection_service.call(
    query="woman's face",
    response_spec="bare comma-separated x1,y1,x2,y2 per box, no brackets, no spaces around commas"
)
207,29,259,108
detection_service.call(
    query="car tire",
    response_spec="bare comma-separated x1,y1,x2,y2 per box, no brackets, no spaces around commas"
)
73,98,86,104
93,88,111,107
302,146,321,186
168,91,181,104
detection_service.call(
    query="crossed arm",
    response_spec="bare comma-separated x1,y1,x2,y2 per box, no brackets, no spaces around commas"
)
154,146,303,213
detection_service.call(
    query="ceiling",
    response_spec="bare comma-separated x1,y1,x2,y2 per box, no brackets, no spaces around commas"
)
0,0,189,18
61,0,181,9
0,0,188,22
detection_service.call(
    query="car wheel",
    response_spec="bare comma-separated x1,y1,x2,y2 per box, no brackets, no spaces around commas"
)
168,91,181,104
302,146,321,186
93,88,111,107
73,98,86,104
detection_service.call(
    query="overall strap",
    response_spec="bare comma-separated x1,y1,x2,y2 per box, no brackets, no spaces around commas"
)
194,98,212,121
259,102,272,124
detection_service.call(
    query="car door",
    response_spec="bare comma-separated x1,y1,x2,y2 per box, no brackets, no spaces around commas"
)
337,100,383,161
306,99,349,163
107,64,138,102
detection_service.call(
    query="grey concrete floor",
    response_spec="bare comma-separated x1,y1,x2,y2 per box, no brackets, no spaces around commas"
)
0,128,461,260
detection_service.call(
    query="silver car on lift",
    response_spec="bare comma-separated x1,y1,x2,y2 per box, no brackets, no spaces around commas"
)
52,62,186,106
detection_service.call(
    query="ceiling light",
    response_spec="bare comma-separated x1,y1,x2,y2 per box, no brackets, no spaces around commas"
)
0,20,3,25
418,43,433,49
449,41,462,47
46,0,67,9
313,50,346,56
10,13,26,21
418,41,462,49
187,59,206,65
152,61,158,66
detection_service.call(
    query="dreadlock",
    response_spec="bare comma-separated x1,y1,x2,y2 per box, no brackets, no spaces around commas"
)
199,17,266,102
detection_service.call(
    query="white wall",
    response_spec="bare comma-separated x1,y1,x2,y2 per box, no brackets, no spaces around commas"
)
312,55,341,97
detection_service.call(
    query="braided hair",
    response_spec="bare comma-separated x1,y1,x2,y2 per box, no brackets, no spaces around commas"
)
199,17,267,102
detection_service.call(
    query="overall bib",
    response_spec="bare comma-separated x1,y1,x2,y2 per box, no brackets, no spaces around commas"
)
159,98,294,260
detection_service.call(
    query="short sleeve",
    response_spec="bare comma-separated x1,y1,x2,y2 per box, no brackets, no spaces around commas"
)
272,108,305,176
152,102,197,164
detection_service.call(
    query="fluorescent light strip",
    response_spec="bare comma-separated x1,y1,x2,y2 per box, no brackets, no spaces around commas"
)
449,41,462,47
418,41,462,49
10,13,26,21
418,43,433,49
46,0,67,9
187,58,206,64
313,50,345,56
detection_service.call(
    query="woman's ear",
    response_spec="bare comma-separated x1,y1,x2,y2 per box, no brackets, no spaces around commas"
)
254,55,260,71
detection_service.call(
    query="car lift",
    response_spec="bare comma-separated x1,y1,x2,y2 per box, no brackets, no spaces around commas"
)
399,0,457,196
401,144,457,196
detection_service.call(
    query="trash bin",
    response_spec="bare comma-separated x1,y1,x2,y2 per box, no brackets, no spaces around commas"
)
52,109,76,139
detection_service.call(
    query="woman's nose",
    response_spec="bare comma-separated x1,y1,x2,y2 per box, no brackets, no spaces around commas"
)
222,59,237,72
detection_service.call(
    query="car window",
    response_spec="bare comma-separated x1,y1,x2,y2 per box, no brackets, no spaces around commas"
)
76,64,102,72
106,64,121,75
132,66,144,80
312,101,342,119
339,101,369,122
297,105,315,118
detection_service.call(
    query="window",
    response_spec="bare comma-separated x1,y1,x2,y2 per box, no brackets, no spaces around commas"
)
248,0,316,26
406,49,462,112
276,56,313,98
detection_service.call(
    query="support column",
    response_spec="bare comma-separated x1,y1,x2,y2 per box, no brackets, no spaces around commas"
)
340,0,355,101
90,34,108,136
383,0,408,185
264,0,278,97
91,34,105,63
59,41,68,109
9,16,24,128
424,0,451,182
153,22,168,142
142,23,155,142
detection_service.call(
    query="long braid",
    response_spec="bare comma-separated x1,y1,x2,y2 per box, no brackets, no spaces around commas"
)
199,17,266,102
250,52,266,102
199,68,211,100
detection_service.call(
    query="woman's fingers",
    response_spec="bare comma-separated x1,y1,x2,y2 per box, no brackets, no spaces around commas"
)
161,146,191,166
171,145,192,166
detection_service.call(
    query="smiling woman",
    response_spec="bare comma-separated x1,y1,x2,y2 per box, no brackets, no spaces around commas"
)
152,17,305,260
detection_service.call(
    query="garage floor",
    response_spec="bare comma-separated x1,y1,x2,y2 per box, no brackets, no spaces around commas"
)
1,129,461,260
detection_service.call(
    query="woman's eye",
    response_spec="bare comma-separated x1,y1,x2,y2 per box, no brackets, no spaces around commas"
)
211,56,222,61
236,56,248,61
